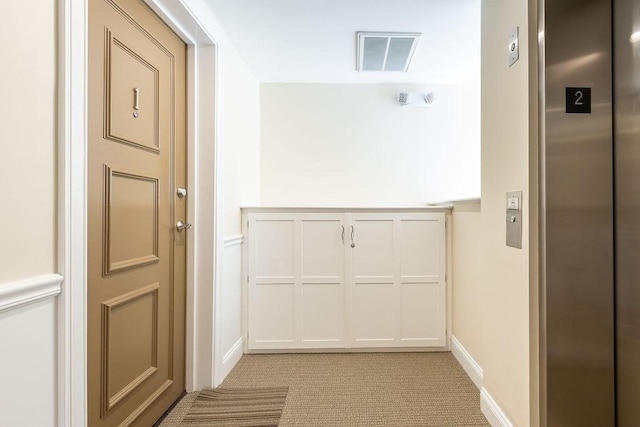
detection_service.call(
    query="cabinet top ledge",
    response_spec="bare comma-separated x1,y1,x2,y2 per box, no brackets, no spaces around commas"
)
241,205,453,212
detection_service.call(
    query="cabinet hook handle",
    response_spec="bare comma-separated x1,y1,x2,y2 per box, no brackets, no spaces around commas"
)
341,225,345,243
350,225,355,248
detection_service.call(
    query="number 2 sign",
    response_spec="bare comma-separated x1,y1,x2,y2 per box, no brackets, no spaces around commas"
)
566,87,592,114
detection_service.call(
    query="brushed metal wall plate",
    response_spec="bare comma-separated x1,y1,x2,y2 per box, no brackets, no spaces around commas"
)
509,27,519,67
506,191,522,248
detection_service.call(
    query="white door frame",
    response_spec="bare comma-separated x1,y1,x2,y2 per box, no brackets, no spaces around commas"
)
57,0,224,425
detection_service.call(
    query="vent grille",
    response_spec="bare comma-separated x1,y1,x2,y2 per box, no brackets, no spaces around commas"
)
357,32,421,72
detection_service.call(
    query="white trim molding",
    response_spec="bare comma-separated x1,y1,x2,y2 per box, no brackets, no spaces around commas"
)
57,0,88,426
220,337,244,380
450,335,483,390
223,235,244,248
0,274,63,313
481,387,514,427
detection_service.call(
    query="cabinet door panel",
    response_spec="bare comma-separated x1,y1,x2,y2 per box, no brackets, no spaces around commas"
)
353,219,394,278
301,219,343,278
400,218,442,278
352,283,395,343
302,284,344,344
400,282,445,345
255,220,295,279
251,284,296,346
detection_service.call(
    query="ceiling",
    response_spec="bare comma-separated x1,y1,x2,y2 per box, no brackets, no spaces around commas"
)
203,0,480,84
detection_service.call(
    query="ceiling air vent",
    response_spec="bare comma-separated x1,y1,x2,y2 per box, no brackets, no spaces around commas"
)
357,32,421,72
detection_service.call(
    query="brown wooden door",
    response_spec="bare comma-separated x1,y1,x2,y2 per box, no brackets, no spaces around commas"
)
87,0,186,425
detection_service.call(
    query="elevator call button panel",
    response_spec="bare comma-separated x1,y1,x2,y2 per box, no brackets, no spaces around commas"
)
506,191,523,249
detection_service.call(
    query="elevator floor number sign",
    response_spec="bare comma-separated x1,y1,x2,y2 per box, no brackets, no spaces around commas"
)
566,87,591,114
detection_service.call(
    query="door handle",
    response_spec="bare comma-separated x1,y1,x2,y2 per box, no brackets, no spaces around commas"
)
350,225,355,248
341,225,345,243
133,87,140,110
176,220,192,232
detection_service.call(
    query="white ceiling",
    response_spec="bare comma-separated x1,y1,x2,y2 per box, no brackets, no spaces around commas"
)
203,0,480,84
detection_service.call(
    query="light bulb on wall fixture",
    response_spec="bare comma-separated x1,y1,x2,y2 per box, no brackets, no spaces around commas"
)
398,92,436,107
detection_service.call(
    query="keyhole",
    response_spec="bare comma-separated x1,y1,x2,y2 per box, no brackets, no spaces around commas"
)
133,111,139,118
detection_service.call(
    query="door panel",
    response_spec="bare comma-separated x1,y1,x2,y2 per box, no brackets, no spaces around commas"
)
614,0,640,423
88,0,186,425
541,0,615,425
106,31,160,151
104,167,159,274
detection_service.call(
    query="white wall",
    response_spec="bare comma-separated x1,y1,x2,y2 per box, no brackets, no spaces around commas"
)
0,2,58,426
214,10,261,385
221,45,261,235
452,0,537,426
0,299,58,427
260,83,479,206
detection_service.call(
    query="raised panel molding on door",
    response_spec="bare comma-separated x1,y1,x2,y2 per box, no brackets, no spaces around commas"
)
243,208,448,352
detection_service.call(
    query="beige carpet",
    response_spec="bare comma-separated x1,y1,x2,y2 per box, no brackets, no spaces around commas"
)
160,352,489,426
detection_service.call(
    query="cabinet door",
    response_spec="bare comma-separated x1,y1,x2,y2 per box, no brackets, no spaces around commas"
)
247,214,298,349
299,214,346,347
348,213,446,348
247,213,345,349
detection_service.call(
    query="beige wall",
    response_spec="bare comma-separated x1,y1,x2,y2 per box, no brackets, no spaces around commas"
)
480,0,535,424
0,0,57,284
260,83,480,206
451,200,485,369
452,0,537,425
0,2,58,426
221,44,261,236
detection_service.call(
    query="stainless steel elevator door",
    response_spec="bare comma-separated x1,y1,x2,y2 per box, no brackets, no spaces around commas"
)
543,0,615,425
614,0,640,424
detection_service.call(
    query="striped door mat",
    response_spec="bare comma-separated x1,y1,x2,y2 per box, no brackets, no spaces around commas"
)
181,387,288,426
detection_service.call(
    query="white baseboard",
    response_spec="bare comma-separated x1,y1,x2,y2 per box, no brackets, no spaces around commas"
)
481,387,514,427
223,234,243,248
450,335,483,389
220,337,244,380
0,274,63,313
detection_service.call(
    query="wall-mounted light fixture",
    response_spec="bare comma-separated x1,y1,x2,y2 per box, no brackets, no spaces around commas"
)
398,92,436,107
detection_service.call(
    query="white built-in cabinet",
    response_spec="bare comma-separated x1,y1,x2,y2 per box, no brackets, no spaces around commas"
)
241,208,449,351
